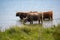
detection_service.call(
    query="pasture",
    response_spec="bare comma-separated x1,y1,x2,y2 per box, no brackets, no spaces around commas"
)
0,24,60,40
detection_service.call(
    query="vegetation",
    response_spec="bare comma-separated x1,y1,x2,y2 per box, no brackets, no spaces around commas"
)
0,24,60,40
53,25,60,40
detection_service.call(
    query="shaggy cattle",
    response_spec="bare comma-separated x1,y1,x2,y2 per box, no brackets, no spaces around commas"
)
16,11,53,24
16,12,28,20
23,12,43,24
43,11,53,20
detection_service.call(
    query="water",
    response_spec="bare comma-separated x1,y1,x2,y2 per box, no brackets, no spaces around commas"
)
0,14,22,31
0,0,60,31
0,12,60,31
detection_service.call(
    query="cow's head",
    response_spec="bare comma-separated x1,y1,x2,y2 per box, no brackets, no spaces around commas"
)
16,12,21,16
16,12,29,20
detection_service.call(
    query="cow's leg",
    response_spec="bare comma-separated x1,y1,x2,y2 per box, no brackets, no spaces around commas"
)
29,16,33,24
23,18,27,25
30,21,33,24
22,20,26,25
49,16,52,21
51,16,53,20
50,17,51,20
38,19,40,24
30,19,33,24
41,19,43,25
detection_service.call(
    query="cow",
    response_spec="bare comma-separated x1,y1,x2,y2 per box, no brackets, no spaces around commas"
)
16,12,28,20
23,11,53,24
23,12,43,24
16,11,53,24
43,11,53,20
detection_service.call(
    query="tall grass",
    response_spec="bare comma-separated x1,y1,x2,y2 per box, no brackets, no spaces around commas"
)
53,25,60,40
0,24,60,40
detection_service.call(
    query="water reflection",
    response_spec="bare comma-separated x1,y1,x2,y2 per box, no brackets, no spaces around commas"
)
43,21,53,28
16,19,60,28
16,20,23,26
43,19,60,27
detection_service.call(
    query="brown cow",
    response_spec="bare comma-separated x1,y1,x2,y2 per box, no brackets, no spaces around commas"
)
23,11,43,24
16,12,28,20
43,11,53,20
16,11,53,24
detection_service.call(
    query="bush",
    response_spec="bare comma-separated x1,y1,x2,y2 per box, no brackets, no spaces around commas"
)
53,25,60,40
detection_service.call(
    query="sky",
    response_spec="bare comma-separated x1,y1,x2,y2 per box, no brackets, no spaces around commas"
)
0,0,60,18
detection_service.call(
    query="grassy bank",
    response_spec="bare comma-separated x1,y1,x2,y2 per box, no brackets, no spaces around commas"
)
0,24,60,40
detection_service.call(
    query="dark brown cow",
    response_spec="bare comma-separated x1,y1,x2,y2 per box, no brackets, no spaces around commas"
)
43,11,53,20
23,12,43,24
16,12,28,20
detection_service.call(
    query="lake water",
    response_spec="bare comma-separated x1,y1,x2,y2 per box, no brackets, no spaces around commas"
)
0,12,60,31
0,0,60,31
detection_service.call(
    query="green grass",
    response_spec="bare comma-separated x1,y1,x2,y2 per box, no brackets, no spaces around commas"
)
0,24,60,40
53,25,60,40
